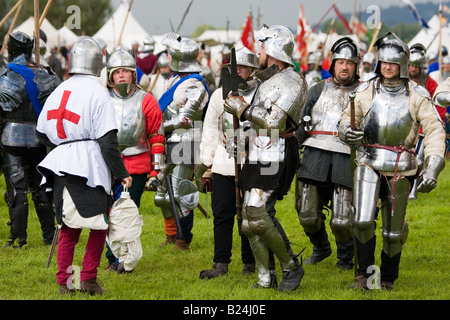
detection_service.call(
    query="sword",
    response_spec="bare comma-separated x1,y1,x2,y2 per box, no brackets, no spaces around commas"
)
46,224,61,268
221,47,248,236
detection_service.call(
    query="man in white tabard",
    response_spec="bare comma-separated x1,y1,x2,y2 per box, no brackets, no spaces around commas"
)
36,37,132,295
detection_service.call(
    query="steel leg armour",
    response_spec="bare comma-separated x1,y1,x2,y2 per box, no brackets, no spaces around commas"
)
296,181,322,234
154,164,198,219
381,176,410,257
32,191,56,244
353,165,380,244
242,188,295,288
330,185,353,243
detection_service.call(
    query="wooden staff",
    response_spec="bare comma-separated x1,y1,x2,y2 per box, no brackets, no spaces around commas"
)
0,0,23,56
34,0,40,66
368,21,382,53
116,0,134,48
438,4,443,81
39,0,54,27
0,0,24,29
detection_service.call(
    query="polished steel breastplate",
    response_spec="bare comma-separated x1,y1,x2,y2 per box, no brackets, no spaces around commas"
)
110,89,148,156
360,84,417,172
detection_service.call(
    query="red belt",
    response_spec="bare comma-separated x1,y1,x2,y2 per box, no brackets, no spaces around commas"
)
363,143,416,216
308,130,338,136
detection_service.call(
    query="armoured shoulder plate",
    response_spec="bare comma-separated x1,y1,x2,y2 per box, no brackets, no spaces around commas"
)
253,67,307,124
356,81,370,93
413,83,431,99
0,68,26,111
35,67,61,105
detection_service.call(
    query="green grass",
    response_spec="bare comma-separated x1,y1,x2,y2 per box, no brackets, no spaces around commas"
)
0,160,449,302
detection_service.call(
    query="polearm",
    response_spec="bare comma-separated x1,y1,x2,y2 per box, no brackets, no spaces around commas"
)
116,0,134,48
221,47,248,236
438,1,443,81
176,0,193,33
34,0,40,66
349,91,358,277
0,0,24,57
0,0,24,29
39,0,54,27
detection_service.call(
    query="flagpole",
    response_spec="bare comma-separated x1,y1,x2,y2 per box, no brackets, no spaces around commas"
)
312,3,335,33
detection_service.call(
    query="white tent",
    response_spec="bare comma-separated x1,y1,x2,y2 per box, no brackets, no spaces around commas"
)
58,25,79,47
409,15,450,59
195,30,241,47
93,3,152,52
13,17,59,48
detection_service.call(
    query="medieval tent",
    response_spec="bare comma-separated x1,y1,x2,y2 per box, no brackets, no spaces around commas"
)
409,15,450,59
93,2,154,52
13,16,59,48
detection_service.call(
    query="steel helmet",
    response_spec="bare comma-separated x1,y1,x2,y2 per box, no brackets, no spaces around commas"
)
328,36,360,78
142,36,155,54
106,49,137,85
409,43,427,69
255,25,295,66
161,32,202,73
373,32,410,79
7,31,33,62
69,36,103,76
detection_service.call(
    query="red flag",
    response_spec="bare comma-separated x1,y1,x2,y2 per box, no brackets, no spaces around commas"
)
241,12,254,50
332,4,353,34
349,14,367,38
296,4,311,59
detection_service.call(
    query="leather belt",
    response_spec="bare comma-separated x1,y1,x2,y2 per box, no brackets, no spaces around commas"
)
307,130,338,136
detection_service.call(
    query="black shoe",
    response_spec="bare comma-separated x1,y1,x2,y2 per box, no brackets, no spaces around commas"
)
304,246,332,265
199,263,228,279
242,263,255,275
278,265,305,292
336,259,354,270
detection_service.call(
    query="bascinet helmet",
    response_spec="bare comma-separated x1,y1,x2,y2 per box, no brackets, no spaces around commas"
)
328,36,360,78
161,32,202,73
69,36,103,76
7,31,33,62
408,43,427,69
254,25,295,66
373,32,410,79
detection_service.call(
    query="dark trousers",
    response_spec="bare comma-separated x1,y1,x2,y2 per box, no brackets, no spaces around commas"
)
211,173,254,265
356,237,402,283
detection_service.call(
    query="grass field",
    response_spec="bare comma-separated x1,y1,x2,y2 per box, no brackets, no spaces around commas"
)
0,160,448,305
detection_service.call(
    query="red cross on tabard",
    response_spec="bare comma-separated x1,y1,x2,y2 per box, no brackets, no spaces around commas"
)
47,90,80,139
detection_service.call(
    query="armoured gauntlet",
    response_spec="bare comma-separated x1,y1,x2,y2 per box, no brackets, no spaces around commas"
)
434,92,450,107
224,95,249,120
416,155,445,193
338,125,364,146
193,163,212,193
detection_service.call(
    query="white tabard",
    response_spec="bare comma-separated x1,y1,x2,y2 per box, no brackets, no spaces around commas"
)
36,75,118,194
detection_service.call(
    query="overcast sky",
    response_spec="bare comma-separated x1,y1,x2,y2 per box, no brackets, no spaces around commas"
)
110,0,444,36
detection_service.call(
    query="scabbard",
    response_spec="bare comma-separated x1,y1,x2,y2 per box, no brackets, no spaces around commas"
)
46,224,61,268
